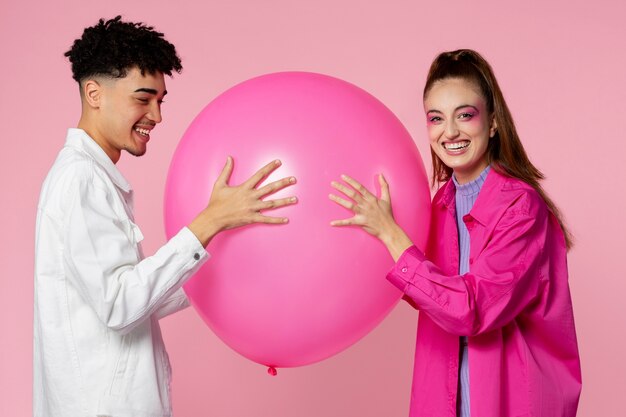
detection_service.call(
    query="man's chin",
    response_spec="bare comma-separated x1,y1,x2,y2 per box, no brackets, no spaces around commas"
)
123,146,147,158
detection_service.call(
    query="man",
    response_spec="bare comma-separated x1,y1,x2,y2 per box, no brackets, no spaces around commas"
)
33,16,297,417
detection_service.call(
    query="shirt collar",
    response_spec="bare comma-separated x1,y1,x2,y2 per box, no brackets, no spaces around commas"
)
434,166,527,226
434,177,456,210
452,165,491,197
468,168,531,226
65,128,132,193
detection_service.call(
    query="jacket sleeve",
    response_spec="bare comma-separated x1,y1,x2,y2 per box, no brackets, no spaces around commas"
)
387,193,549,336
153,287,191,320
62,166,208,334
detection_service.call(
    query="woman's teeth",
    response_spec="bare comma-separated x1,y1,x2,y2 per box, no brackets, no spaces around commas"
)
444,141,469,150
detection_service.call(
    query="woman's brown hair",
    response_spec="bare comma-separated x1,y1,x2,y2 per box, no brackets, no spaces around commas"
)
423,49,573,249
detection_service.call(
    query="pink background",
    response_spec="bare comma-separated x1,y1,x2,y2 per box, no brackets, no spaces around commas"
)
1,0,624,416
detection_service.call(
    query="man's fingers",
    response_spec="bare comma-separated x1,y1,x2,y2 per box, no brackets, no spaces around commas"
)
255,176,296,198
245,159,282,189
216,156,234,185
254,214,290,224
257,196,298,211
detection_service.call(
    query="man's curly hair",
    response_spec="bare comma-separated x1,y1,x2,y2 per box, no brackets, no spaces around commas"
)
65,15,182,83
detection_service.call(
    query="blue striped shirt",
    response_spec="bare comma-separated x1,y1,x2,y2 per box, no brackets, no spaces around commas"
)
452,165,491,417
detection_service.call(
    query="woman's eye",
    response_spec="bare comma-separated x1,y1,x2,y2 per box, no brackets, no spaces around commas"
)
458,112,474,120
428,116,442,123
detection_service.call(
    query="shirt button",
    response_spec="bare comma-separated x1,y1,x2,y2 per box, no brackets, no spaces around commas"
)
469,258,474,264
401,267,408,273
194,253,200,261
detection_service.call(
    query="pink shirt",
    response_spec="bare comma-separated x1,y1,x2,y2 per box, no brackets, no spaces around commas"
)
387,169,581,417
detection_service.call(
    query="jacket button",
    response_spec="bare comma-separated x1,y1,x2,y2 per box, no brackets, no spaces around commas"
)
194,253,200,260
469,258,474,264
401,267,408,273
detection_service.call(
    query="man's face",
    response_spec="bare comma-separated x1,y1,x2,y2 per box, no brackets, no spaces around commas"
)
89,67,167,163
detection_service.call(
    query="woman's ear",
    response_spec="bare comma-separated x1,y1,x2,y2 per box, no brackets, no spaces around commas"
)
489,115,498,138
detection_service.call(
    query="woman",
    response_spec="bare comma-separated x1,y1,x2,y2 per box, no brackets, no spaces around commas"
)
329,49,581,417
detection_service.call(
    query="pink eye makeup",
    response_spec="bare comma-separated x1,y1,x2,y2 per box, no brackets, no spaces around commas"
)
427,116,441,124
456,106,479,121
426,111,443,125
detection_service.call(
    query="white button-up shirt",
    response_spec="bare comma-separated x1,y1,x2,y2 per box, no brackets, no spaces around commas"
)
34,128,209,417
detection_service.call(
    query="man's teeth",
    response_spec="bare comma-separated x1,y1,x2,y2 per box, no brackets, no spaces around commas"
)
135,127,150,136
444,141,469,150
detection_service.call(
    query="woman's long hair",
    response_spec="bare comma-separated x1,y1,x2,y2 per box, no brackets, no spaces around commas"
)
423,49,573,249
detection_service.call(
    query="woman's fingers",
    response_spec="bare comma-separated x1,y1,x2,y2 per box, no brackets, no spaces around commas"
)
328,193,356,211
331,174,384,211
379,174,390,202
328,191,361,227
331,180,360,202
341,174,375,200
329,217,359,227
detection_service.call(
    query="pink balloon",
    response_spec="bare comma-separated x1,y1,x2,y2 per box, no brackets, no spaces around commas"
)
164,72,430,368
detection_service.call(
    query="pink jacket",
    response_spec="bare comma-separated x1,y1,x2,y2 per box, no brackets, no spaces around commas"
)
387,169,581,417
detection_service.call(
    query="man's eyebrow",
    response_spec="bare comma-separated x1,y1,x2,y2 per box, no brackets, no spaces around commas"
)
134,88,167,96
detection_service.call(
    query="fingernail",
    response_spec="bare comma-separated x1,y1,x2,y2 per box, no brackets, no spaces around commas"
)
275,160,281,165
283,218,289,223
289,177,296,183
290,197,297,202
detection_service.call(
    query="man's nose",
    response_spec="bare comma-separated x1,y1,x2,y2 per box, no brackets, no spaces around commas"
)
148,102,162,124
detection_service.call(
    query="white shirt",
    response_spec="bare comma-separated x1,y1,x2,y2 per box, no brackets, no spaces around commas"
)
34,128,209,417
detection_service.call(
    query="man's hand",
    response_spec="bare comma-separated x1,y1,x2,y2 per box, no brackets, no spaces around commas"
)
188,157,297,247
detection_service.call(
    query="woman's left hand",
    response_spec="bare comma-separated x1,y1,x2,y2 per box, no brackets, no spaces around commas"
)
329,174,413,261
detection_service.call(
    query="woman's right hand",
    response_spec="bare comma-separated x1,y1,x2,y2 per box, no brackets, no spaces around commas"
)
188,157,298,247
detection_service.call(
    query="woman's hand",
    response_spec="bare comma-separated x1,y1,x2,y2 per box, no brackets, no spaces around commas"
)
329,174,413,261
189,157,297,247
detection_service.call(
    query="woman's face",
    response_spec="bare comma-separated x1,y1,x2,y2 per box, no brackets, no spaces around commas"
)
424,78,497,184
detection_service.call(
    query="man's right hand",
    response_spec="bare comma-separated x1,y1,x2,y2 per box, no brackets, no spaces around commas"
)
188,157,297,247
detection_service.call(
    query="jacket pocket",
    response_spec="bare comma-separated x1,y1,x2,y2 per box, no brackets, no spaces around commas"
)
122,218,145,260
109,333,133,396
129,221,144,243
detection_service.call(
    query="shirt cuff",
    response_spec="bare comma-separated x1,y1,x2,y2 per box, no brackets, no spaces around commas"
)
170,226,211,264
386,245,427,292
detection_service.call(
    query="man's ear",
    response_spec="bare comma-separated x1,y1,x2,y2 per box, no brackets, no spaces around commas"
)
82,79,103,109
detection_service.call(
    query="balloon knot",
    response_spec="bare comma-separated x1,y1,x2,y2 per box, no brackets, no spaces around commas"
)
267,366,277,376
